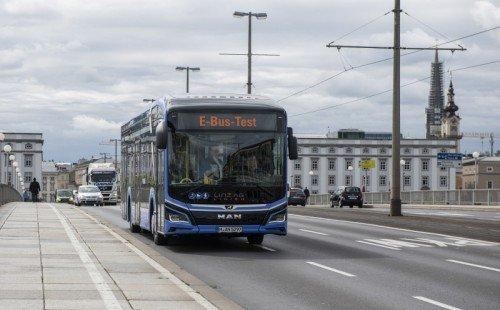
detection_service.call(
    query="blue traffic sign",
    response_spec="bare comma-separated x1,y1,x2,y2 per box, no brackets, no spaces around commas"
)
437,152,463,161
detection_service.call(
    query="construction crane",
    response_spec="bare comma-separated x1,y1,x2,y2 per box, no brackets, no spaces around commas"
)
461,132,498,155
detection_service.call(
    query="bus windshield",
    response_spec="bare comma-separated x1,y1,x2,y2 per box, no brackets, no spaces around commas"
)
168,131,285,204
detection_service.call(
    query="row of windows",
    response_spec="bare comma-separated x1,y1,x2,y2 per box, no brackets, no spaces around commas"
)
0,142,34,150
293,174,449,189
299,146,447,155
295,158,435,172
3,153,34,167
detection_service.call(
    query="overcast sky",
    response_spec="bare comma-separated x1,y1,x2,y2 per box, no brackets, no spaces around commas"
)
0,0,499,161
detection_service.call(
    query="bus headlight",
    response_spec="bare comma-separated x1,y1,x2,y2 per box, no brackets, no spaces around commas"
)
168,212,190,223
269,210,287,222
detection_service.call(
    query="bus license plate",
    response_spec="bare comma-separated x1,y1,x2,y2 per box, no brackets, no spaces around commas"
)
218,226,243,233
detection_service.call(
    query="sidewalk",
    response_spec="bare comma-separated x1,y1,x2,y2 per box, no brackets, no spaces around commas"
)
0,202,238,310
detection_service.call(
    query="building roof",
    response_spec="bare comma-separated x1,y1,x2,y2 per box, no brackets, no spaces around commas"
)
42,161,57,173
462,156,500,165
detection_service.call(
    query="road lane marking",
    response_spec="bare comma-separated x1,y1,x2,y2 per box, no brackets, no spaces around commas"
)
446,259,500,273
75,207,218,310
252,244,277,252
290,214,499,245
306,262,355,277
356,240,401,250
413,296,462,310
299,228,329,236
49,204,123,310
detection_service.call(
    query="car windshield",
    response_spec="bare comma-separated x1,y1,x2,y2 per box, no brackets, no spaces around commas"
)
290,189,304,195
90,172,115,183
168,131,285,203
57,190,72,197
346,187,360,193
79,187,100,193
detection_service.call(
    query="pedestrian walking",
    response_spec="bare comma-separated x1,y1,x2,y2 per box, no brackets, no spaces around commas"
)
29,178,40,202
22,190,30,202
303,187,310,205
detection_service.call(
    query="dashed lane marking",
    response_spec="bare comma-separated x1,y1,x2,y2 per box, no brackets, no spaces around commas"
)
356,240,401,251
446,259,500,273
413,296,462,310
49,204,122,310
306,262,356,277
252,244,277,252
299,228,329,236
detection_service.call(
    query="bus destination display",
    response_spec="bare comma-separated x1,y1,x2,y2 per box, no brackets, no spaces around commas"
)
177,113,277,131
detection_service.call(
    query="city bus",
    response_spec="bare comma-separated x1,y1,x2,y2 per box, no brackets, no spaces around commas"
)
121,95,298,245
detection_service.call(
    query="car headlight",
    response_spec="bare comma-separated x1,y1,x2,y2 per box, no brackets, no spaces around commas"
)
69,197,73,201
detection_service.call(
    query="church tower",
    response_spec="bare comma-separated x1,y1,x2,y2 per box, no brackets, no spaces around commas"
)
426,50,445,139
441,79,461,140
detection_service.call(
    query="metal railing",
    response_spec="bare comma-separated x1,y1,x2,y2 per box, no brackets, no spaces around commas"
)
0,184,22,206
309,189,500,206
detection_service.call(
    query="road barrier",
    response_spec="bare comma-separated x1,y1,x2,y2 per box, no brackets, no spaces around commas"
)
309,189,500,206
0,184,22,206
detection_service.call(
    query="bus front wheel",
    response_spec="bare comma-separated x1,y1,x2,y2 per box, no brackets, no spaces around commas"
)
247,235,264,245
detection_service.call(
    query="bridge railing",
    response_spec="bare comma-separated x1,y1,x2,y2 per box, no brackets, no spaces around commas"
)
0,184,22,206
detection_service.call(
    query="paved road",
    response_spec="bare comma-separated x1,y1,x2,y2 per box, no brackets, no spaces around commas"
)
368,206,500,221
82,204,500,310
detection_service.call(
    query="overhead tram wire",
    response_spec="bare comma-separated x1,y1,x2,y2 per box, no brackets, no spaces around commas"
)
403,11,452,41
288,59,500,118
278,25,500,103
328,11,392,45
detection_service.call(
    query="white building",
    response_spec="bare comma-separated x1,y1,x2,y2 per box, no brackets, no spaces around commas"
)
287,130,459,194
0,133,43,193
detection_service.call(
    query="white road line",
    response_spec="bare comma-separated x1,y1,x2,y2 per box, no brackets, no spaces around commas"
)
49,204,122,310
252,244,277,252
290,214,499,245
306,262,356,277
446,259,500,272
299,228,329,236
413,296,462,310
356,240,401,250
75,207,218,310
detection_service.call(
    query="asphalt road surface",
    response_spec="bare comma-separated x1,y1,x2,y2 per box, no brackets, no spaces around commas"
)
80,204,500,310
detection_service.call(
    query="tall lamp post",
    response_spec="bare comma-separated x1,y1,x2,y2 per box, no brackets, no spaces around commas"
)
7,153,14,186
348,165,354,186
175,66,200,93
12,161,18,191
400,159,406,192
472,151,480,189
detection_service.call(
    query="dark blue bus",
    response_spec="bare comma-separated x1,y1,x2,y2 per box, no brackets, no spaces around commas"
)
121,95,297,245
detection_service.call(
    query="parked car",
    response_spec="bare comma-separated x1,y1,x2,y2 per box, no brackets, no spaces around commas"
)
56,189,74,204
288,188,307,206
331,186,363,208
74,185,104,206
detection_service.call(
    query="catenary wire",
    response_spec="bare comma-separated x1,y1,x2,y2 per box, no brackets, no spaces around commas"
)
327,11,392,45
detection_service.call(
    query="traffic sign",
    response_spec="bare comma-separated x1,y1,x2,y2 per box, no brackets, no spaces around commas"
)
437,152,463,161
359,159,376,169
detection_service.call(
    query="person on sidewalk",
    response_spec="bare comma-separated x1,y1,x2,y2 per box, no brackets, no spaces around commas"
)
22,190,30,202
303,187,310,205
29,178,40,202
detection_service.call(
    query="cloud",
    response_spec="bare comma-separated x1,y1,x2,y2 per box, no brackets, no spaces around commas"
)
471,1,500,28
70,115,121,134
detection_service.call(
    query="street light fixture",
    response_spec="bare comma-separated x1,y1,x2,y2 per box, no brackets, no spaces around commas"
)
472,151,480,189
400,159,406,191
175,66,200,93
347,165,353,186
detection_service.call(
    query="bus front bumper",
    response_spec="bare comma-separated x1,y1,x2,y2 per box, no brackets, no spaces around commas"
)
163,220,287,236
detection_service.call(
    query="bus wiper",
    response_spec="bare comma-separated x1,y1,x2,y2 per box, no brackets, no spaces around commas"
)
241,181,274,198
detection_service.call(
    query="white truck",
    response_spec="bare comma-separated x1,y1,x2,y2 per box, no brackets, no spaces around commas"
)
86,163,117,205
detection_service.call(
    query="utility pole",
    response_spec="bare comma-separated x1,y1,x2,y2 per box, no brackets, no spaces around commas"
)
326,0,466,216
220,11,279,94
100,139,121,168
99,152,110,163
175,67,200,93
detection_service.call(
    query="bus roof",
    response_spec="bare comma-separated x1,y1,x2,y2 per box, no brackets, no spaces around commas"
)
168,94,285,112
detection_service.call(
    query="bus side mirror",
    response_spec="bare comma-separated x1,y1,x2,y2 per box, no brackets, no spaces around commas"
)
287,127,298,160
156,121,168,150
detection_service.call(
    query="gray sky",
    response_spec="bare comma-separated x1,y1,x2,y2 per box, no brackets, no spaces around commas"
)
0,0,499,161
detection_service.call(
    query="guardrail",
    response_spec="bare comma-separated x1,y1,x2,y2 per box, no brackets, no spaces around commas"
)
0,184,22,206
309,189,500,206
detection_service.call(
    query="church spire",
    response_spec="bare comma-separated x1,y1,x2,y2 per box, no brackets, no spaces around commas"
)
444,79,458,117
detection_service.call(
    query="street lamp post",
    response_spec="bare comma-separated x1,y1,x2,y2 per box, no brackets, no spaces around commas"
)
175,66,200,93
348,165,353,186
400,159,406,192
0,133,5,184
12,161,18,191
472,151,480,190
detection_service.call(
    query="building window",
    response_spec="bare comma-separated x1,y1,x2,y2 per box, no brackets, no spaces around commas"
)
297,147,302,154
380,147,387,154
7,172,12,184
311,158,319,171
42,177,47,190
379,158,387,171
440,148,447,153
311,175,319,186
345,158,353,170
25,143,33,150
403,175,411,187
294,160,301,170
328,147,336,154
50,181,55,191
487,181,493,189
440,166,447,171
422,148,429,154
293,175,301,188
24,172,33,183
421,176,429,188
328,158,336,170
363,175,370,187
486,167,494,172
345,147,353,154
24,154,33,167
379,175,387,186
440,176,447,187
311,190,318,195
403,159,411,171
328,175,336,186
403,148,411,154
311,147,319,154
362,147,370,154
345,175,352,186
421,159,429,171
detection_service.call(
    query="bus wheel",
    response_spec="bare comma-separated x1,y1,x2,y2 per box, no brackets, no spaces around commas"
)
247,235,264,245
129,220,140,233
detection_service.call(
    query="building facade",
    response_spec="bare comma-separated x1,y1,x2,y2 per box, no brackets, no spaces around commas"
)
41,162,76,202
461,157,500,189
0,133,43,193
287,131,459,194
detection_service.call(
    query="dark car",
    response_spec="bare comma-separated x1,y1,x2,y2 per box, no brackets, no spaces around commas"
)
288,188,306,206
56,189,74,204
331,186,363,208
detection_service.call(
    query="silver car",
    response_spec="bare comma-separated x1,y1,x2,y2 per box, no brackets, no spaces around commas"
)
74,185,104,206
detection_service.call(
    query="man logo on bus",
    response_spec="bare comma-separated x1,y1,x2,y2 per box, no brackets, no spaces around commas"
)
217,214,242,220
